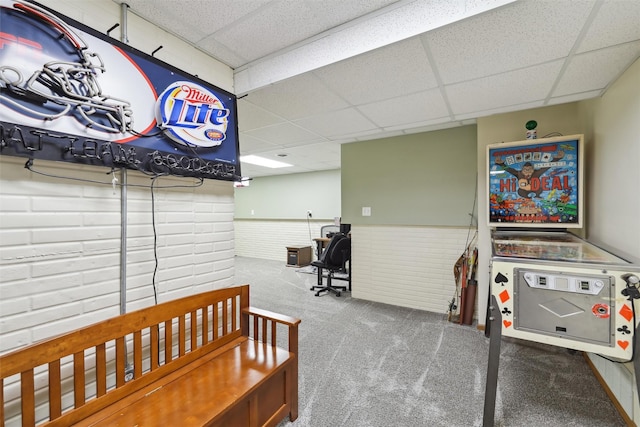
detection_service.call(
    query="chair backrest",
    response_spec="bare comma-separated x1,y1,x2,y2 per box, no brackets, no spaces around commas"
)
318,233,345,263
326,236,351,269
320,225,340,238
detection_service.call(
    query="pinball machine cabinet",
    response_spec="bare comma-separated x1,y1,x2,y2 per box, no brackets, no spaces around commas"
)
490,230,637,359
484,231,640,427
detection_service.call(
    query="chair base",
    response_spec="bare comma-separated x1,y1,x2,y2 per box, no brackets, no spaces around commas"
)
310,283,347,297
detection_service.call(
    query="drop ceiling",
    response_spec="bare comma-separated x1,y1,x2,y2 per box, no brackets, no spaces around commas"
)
114,0,640,177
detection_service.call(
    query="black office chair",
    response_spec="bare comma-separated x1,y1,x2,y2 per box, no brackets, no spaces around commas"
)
320,224,340,238
310,234,351,297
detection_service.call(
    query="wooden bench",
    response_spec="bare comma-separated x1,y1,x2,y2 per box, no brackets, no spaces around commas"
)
0,285,301,427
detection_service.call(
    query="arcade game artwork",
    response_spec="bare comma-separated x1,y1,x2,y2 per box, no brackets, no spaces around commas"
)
487,134,583,228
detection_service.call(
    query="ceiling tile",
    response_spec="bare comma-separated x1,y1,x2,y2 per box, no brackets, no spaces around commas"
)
554,42,640,96
122,0,271,43
446,60,563,115
244,122,324,145
294,108,377,138
211,0,400,65
244,73,349,120
238,133,281,154
428,0,594,84
454,100,544,122
577,0,640,53
196,38,250,68
315,37,437,105
237,99,285,132
385,116,454,133
548,89,603,106
358,89,449,128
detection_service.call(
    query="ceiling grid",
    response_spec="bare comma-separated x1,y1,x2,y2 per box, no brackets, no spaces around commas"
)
114,0,640,177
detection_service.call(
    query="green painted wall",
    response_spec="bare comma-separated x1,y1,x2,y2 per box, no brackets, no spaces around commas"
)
341,125,477,226
234,169,340,220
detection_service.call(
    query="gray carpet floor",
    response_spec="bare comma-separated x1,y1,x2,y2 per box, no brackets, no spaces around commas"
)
235,256,627,427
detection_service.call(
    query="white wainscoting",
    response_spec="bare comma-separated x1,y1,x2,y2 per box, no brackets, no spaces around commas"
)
351,225,473,314
235,220,475,315
586,353,638,424
234,219,327,262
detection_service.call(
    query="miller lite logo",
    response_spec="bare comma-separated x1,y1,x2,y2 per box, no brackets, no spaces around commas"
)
155,81,229,148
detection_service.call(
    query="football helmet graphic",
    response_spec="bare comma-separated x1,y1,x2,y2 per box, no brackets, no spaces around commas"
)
0,0,133,133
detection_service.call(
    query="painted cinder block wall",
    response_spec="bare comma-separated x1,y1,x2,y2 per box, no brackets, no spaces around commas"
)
0,0,236,355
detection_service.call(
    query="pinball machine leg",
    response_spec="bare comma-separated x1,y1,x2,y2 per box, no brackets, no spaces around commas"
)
635,315,640,409
483,294,502,427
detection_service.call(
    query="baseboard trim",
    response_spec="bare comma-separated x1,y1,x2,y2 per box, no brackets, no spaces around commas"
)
583,352,635,427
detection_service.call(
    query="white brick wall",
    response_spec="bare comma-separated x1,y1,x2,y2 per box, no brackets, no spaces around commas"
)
234,219,328,262
352,225,473,314
0,157,235,355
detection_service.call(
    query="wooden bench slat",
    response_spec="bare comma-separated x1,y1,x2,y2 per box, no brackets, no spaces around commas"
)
191,310,198,351
73,351,85,408
95,344,106,397
115,338,125,388
164,319,172,363
150,324,159,371
222,301,229,336
20,369,35,427
202,307,209,345
133,331,142,379
178,315,186,357
271,320,277,345
262,318,268,343
232,297,237,332
213,303,219,340
49,359,62,419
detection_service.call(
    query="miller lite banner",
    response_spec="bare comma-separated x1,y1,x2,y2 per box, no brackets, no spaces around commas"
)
487,134,584,228
0,0,240,180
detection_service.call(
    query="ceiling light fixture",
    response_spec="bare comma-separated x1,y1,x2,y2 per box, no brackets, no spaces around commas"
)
240,155,293,168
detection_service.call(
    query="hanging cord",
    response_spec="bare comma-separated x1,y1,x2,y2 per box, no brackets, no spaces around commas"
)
307,214,314,253
24,159,204,190
150,175,159,304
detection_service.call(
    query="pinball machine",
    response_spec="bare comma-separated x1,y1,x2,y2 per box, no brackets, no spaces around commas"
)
482,134,640,426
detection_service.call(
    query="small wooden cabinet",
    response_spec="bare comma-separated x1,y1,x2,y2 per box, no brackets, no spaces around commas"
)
286,245,312,267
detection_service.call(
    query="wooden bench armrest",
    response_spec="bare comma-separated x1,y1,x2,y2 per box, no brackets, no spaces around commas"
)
243,306,301,327
241,306,300,354
241,305,301,421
